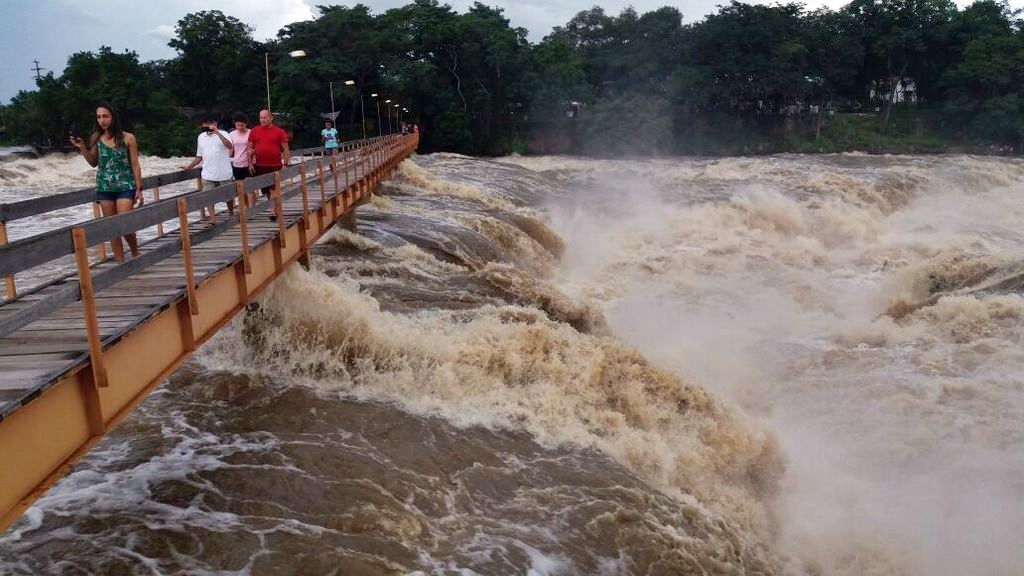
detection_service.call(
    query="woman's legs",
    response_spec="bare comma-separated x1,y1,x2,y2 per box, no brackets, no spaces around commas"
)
98,200,126,262
115,197,139,257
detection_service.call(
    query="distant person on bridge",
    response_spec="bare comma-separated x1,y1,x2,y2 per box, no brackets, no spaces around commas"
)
321,120,339,156
68,101,143,262
247,109,290,220
181,113,235,216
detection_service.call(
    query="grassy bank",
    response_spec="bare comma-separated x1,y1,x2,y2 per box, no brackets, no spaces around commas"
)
671,111,954,156
783,112,949,154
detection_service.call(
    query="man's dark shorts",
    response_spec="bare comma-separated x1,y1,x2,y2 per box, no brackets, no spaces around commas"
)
253,165,282,198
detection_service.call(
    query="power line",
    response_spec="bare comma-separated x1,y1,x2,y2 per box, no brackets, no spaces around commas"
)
30,60,47,80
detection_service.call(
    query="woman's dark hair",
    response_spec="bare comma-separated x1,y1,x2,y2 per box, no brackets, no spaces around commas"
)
232,112,248,124
94,101,125,149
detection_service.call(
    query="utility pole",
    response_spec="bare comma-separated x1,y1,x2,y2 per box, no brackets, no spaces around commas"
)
31,60,47,80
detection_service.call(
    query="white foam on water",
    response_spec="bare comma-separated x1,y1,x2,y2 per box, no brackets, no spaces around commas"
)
526,153,1024,575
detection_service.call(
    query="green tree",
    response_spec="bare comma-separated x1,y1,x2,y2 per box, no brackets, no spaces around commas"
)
528,38,591,122
276,4,397,142
4,47,192,154
804,8,866,106
690,2,812,119
940,1,1024,145
167,10,263,113
845,0,958,128
376,0,532,154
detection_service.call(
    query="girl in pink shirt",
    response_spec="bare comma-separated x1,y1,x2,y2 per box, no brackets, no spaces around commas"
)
229,112,251,180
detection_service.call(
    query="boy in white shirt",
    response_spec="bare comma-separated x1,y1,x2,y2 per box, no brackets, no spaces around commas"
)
182,114,235,216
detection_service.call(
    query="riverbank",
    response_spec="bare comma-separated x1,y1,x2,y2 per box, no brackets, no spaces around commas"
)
675,112,1011,156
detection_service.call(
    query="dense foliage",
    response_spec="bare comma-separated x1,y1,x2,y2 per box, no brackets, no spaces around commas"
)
2,0,1023,156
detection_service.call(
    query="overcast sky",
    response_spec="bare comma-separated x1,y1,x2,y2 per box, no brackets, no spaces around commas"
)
1,0,1013,105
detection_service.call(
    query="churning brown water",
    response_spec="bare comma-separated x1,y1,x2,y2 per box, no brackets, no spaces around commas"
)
1,151,1022,575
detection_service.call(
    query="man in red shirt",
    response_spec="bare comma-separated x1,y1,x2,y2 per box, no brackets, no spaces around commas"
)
247,109,290,219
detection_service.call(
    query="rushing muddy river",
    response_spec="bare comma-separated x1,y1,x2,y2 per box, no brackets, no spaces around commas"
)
1,151,1022,575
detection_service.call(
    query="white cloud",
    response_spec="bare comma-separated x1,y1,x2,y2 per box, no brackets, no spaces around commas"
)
195,0,316,40
146,25,175,42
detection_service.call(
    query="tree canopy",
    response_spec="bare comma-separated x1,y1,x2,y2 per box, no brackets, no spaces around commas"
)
4,0,1024,156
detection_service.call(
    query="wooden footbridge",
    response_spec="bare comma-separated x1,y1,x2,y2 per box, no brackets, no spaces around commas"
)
0,133,419,531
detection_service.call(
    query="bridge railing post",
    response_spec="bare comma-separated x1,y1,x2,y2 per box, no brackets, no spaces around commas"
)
153,187,164,237
316,158,327,230
72,227,109,390
235,182,251,275
176,198,199,316
317,157,327,204
273,172,285,248
331,151,339,201
363,144,369,187
298,162,311,231
90,203,108,261
0,221,15,300
328,154,340,218
344,146,351,202
364,143,370,191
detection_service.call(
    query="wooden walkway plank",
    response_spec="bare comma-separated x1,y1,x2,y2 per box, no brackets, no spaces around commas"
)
0,352,83,368
0,342,89,357
13,319,135,331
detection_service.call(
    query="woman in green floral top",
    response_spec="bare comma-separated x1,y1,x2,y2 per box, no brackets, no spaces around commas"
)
69,102,143,261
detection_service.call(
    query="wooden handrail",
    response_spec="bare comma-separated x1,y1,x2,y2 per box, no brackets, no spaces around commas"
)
0,151,340,279
0,136,414,340
0,139,381,226
0,170,202,224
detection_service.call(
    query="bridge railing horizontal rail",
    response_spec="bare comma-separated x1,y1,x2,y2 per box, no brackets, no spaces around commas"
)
0,134,411,341
0,137,395,286
0,140,367,225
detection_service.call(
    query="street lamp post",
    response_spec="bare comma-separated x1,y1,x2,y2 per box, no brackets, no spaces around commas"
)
344,80,366,140
371,93,381,136
329,81,336,123
393,104,400,132
384,100,392,133
265,49,306,112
